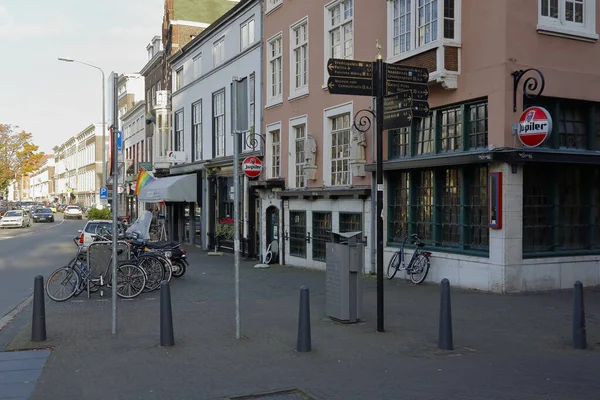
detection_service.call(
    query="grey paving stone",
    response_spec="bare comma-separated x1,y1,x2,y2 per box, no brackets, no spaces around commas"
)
0,350,50,362
0,370,42,385
0,358,46,373
0,382,36,399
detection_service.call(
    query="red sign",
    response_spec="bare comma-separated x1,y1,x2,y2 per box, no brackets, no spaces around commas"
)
517,106,552,148
242,156,263,178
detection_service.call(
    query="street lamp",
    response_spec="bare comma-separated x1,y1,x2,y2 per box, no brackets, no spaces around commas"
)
58,57,107,187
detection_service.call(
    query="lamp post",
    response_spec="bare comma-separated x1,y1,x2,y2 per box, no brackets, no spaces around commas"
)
58,57,106,186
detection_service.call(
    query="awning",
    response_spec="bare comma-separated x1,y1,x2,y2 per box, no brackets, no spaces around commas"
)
138,174,197,203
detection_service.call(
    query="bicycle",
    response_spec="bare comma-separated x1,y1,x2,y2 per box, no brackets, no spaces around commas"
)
386,233,432,284
45,236,147,302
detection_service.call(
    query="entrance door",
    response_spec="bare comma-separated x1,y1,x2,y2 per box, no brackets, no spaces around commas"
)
266,206,279,245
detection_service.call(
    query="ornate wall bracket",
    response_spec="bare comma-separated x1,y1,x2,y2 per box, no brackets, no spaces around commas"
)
512,68,545,112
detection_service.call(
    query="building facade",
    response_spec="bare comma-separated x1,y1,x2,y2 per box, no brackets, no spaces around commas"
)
168,0,262,252
54,124,105,207
141,35,165,166
261,0,386,268
372,0,600,292
30,157,55,203
122,100,147,218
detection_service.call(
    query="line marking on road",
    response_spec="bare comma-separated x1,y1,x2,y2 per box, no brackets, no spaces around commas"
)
0,294,34,333
0,219,65,241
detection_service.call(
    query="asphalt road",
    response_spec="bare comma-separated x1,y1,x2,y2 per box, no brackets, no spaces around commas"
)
0,213,86,320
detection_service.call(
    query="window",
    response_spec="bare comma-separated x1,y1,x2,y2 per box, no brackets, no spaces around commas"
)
175,68,183,91
213,37,225,66
312,211,332,262
267,34,283,105
291,19,308,95
440,106,461,151
418,0,438,46
241,18,255,49
266,0,283,13
330,113,351,186
558,103,586,148
327,0,353,60
174,110,184,152
440,168,460,248
392,0,411,54
294,124,306,187
389,127,410,158
415,114,434,155
271,129,281,177
193,55,201,78
466,166,488,251
192,101,202,161
146,89,151,111
538,0,598,40
339,213,362,233
443,0,455,39
388,172,409,241
414,170,434,242
468,102,487,148
213,89,226,157
289,211,307,258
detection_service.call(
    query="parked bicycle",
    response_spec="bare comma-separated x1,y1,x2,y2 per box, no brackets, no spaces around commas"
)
45,236,147,302
386,233,432,284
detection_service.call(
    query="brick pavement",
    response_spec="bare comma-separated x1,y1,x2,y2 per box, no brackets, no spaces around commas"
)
2,247,600,399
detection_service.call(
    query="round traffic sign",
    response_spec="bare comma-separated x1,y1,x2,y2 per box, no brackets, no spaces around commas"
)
517,106,552,148
242,156,263,178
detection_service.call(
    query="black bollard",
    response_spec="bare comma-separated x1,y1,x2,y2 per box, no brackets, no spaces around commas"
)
31,275,47,342
573,280,587,350
438,278,453,351
296,285,311,352
160,280,175,347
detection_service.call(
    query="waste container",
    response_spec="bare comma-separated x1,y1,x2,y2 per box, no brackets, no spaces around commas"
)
326,231,363,323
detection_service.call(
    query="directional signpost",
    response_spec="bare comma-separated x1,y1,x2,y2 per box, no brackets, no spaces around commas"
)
327,53,431,333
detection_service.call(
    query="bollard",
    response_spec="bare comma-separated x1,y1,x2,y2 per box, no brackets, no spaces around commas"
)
296,285,311,352
573,280,587,350
438,278,453,351
160,280,175,347
31,275,47,342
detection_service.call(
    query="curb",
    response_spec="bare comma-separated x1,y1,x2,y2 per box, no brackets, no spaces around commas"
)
0,294,33,333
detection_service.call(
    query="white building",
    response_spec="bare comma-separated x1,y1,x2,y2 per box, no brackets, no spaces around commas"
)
143,0,262,251
54,124,105,207
30,158,55,202
121,100,147,216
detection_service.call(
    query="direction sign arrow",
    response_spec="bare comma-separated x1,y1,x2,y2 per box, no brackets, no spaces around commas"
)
383,108,413,130
386,81,429,100
410,100,430,117
385,64,429,84
327,58,374,79
327,76,373,97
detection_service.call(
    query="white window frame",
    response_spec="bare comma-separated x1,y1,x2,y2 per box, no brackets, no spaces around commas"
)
322,102,353,187
192,100,202,161
386,0,462,64
174,109,184,152
193,54,202,78
213,37,225,67
174,67,183,91
213,89,226,158
323,0,354,88
240,17,256,50
288,115,308,189
266,122,282,179
266,32,283,107
537,0,598,41
289,17,309,100
266,0,283,14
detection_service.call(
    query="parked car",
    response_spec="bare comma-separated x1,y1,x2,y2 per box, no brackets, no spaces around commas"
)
49,204,58,213
64,205,83,220
77,220,125,250
32,208,55,223
0,209,31,228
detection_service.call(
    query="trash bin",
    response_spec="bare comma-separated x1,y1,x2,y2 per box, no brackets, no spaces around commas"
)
326,231,363,323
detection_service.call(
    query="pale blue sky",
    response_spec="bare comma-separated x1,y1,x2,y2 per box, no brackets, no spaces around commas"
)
0,0,164,153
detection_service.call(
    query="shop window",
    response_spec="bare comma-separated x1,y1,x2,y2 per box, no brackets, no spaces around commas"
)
339,212,362,233
413,170,434,242
440,106,461,151
389,127,410,158
558,103,587,149
465,166,488,251
468,102,487,149
312,211,332,262
415,114,434,155
289,211,307,258
440,168,461,248
388,172,409,241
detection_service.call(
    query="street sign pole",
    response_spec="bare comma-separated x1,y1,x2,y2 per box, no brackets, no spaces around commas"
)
375,55,385,333
111,73,119,336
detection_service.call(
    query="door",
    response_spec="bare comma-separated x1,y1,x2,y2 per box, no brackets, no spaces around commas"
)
266,206,279,246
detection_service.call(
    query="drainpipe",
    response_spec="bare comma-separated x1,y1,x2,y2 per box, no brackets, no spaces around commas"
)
369,97,376,274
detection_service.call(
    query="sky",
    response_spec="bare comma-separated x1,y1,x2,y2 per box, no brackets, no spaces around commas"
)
0,0,164,153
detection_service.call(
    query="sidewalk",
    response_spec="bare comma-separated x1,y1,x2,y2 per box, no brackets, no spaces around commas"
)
2,247,600,399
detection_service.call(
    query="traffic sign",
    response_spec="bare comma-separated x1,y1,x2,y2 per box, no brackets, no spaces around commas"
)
100,187,108,200
327,58,373,79
386,81,429,100
383,91,413,130
517,106,552,148
117,131,123,152
327,76,373,96
385,64,429,84
242,156,263,178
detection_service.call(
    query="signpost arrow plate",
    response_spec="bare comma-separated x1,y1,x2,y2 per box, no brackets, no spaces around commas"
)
327,58,374,79
327,76,373,97
386,81,429,100
383,91,414,130
410,100,431,118
385,64,429,84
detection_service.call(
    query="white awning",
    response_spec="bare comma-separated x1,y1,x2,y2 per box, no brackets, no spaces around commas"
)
138,174,197,203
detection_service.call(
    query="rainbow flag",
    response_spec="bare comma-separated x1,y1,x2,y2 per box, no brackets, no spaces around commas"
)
135,168,155,196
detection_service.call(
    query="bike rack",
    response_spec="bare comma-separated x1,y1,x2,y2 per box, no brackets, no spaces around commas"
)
86,241,131,298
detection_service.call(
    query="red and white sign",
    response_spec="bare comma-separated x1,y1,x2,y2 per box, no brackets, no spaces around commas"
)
242,156,263,178
517,106,552,148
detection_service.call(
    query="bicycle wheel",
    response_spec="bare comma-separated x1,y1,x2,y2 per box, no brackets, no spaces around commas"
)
386,251,401,279
149,253,172,283
409,253,430,284
138,255,165,292
115,263,147,299
46,267,80,302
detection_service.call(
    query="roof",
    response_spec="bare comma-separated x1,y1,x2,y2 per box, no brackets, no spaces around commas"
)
173,0,238,24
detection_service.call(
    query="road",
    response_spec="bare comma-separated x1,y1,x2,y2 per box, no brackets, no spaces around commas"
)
0,213,85,320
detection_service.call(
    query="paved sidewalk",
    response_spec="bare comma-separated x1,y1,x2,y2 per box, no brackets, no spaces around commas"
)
2,247,600,399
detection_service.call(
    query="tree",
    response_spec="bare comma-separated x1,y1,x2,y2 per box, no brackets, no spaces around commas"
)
0,124,46,191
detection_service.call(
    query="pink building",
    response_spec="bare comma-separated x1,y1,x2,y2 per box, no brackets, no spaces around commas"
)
262,0,600,292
